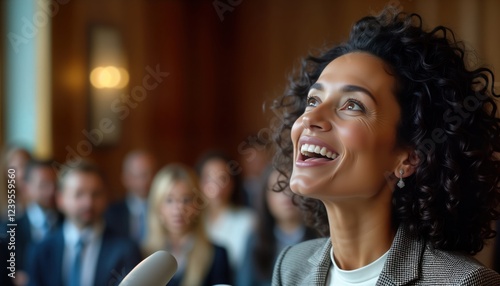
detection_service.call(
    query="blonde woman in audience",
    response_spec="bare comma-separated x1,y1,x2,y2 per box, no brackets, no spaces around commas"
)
143,163,231,286
196,151,255,273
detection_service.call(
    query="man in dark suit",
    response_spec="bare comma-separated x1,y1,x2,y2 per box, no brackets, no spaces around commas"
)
13,159,63,286
28,161,142,286
105,150,156,244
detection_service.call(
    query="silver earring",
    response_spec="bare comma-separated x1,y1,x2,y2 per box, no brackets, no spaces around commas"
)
397,170,405,188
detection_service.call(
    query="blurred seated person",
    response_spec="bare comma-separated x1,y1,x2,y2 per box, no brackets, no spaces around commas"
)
28,161,142,286
142,163,231,286
105,150,156,244
237,166,318,286
1,236,15,286
1,146,32,217
196,151,255,272
13,159,63,286
239,137,271,209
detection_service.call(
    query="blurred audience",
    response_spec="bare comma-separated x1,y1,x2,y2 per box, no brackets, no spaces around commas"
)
143,163,230,286
12,159,63,286
1,146,32,218
105,150,156,244
239,136,271,209
196,151,255,273
28,161,141,286
1,235,15,286
237,166,318,286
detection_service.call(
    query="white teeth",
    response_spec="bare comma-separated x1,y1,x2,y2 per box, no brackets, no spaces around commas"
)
307,145,315,152
300,143,338,159
320,147,327,156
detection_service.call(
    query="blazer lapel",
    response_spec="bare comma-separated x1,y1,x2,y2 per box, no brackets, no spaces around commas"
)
377,225,425,285
94,229,116,286
308,238,332,285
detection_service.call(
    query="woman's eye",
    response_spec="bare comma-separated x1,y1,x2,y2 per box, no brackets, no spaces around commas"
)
342,99,365,112
306,97,319,107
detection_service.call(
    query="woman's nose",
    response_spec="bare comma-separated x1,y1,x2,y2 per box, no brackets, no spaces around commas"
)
301,105,332,132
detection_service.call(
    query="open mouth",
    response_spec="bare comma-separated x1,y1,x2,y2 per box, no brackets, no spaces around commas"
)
299,143,339,161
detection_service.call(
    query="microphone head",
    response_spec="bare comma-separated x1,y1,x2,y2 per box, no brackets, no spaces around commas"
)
119,250,177,286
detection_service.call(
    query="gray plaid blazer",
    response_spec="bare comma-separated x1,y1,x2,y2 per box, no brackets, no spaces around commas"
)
272,225,500,285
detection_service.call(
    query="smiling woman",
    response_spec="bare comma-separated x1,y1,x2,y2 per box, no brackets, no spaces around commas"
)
271,6,500,286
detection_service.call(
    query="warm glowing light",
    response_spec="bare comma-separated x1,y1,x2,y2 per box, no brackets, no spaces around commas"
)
90,66,129,89
117,68,129,88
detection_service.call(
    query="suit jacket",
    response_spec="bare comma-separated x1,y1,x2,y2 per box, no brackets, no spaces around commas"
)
272,225,500,285
168,244,231,286
104,199,132,240
0,236,15,286
27,224,142,286
14,211,63,271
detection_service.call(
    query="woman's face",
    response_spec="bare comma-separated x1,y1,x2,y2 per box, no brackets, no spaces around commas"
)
200,159,234,205
159,181,198,236
290,52,403,200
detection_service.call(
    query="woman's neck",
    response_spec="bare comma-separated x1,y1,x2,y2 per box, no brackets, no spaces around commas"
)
324,194,395,270
167,232,191,252
207,202,230,222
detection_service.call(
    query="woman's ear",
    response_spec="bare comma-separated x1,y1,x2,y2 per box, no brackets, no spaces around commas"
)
393,149,419,178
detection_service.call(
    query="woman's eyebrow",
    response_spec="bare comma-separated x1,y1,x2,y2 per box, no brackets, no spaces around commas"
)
342,84,377,104
309,83,377,104
309,82,324,91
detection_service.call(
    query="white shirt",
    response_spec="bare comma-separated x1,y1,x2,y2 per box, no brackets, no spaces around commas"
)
26,203,57,241
327,247,389,286
62,221,104,286
205,207,255,270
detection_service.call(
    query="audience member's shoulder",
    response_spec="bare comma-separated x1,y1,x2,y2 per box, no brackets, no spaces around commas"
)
104,226,136,245
231,206,254,218
213,243,228,254
105,199,128,213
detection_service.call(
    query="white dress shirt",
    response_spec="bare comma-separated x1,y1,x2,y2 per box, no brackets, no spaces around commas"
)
26,203,57,241
205,207,255,270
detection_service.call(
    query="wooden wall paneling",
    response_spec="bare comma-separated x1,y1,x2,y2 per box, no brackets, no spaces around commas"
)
145,1,192,167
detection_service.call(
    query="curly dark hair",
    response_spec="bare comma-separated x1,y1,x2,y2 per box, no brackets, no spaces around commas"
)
271,7,500,254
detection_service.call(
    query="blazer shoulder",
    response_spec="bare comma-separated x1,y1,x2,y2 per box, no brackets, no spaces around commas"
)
281,237,329,259
420,246,500,285
272,237,330,285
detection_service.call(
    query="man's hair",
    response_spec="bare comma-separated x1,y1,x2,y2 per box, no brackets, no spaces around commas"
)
24,159,55,182
58,160,107,190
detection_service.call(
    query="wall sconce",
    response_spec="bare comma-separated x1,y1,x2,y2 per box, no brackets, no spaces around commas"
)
90,66,129,89
88,25,127,146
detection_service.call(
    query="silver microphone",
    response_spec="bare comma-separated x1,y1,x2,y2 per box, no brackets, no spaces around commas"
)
119,250,178,286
